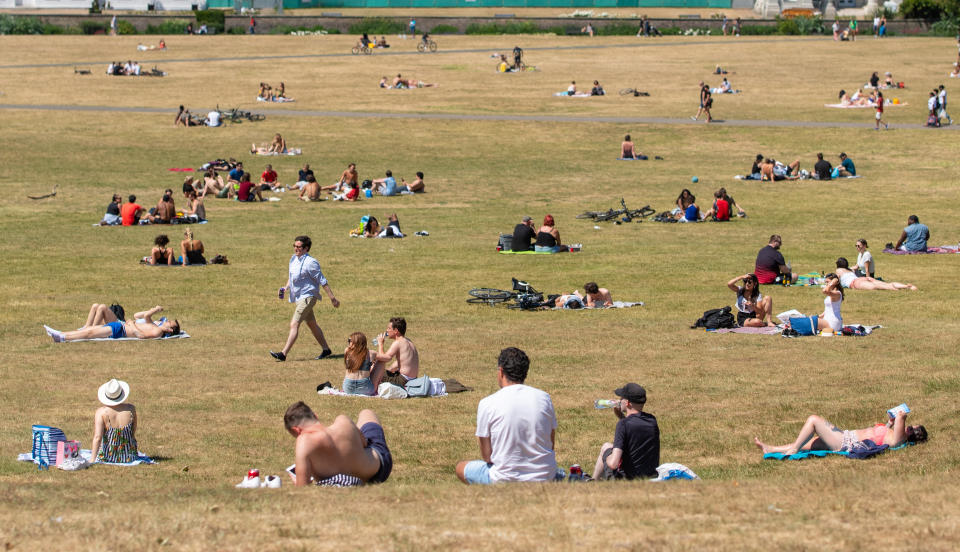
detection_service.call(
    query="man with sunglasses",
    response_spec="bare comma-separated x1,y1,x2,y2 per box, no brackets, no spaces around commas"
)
270,235,340,362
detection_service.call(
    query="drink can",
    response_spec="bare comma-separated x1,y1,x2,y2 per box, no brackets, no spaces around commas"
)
248,468,260,479
568,464,582,481
278,287,285,300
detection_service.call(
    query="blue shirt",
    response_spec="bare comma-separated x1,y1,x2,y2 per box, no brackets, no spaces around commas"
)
229,167,244,182
381,176,399,196
684,204,700,222
903,223,929,251
841,158,856,176
288,253,328,302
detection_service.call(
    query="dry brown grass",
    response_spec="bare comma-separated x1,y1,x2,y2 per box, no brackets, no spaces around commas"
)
1,33,959,550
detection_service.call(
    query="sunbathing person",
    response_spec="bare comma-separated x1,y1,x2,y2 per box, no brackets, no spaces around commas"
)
379,76,390,88
199,169,225,197
402,77,437,88
814,273,843,332
362,216,381,238
620,134,648,160
851,239,874,277
591,80,605,96
674,189,694,214
147,192,176,224
760,158,800,181
391,74,406,89
183,189,205,222
400,171,425,193
583,282,613,307
835,257,916,290
727,273,775,327
299,175,321,201
45,304,180,342
322,163,358,193
148,234,175,265
180,227,206,265
284,402,392,486
276,82,290,100
342,332,377,396
92,378,139,463
258,82,273,100
754,409,927,455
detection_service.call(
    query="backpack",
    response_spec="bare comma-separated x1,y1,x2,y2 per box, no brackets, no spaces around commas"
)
691,306,735,330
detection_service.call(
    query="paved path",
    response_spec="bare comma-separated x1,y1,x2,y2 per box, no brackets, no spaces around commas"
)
0,37,808,70
2,102,956,130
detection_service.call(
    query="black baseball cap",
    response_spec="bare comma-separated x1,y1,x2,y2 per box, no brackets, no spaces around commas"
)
614,383,646,404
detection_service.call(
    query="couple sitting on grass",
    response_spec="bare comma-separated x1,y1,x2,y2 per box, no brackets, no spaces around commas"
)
340,317,420,396
144,228,206,265
510,215,572,253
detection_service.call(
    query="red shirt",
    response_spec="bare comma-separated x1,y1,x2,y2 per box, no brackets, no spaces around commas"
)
120,202,141,226
714,198,730,221
876,101,883,114
261,170,277,184
238,181,255,201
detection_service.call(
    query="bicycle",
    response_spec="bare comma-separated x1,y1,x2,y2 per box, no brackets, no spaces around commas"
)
416,39,438,53
219,105,265,124
467,279,544,309
351,44,372,55
577,199,656,223
619,87,650,97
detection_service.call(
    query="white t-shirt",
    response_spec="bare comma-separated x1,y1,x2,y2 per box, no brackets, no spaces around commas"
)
735,290,763,314
475,384,557,483
207,111,221,127
856,250,873,275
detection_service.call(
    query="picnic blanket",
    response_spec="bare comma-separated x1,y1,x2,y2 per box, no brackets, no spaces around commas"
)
554,92,592,97
792,272,825,286
883,245,959,255
318,379,449,399
824,101,906,108
256,97,295,103
763,442,909,461
550,301,644,310
167,168,195,172
499,249,581,254
18,449,155,466
44,318,191,342
252,148,302,156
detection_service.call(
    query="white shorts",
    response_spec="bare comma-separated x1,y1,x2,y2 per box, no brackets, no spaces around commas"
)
875,111,882,120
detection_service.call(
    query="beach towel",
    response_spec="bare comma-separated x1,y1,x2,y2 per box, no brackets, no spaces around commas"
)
551,301,644,310
499,250,557,255
256,97,295,103
554,92,592,98
883,245,959,255
763,442,908,461
252,148,302,156
168,168,195,172
792,272,825,286
18,449,154,466
317,379,448,398
650,462,699,481
824,101,906,108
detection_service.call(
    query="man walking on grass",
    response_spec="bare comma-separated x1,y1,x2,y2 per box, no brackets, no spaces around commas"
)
456,347,559,484
270,235,340,362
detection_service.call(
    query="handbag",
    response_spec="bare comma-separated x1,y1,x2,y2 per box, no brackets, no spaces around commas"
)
32,425,66,470
788,316,819,336
404,375,431,398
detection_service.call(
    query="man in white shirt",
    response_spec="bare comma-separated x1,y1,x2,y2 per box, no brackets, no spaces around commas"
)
270,235,340,362
206,110,221,127
456,347,560,484
938,85,951,125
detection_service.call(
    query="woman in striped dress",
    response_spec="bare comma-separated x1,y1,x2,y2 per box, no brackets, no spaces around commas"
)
92,379,138,463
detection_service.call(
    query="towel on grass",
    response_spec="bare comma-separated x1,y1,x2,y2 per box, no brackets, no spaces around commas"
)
256,97,295,103
499,250,556,255
764,442,909,461
252,148,302,156
318,379,449,399
45,318,190,342
550,301,644,310
167,168,195,172
554,92,592,97
824,101,905,108
18,450,154,466
710,326,781,334
883,245,959,255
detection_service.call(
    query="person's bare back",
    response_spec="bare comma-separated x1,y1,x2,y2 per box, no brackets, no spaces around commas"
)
390,337,419,379
295,416,379,482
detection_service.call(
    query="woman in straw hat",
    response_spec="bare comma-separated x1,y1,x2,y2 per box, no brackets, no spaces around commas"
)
92,379,138,463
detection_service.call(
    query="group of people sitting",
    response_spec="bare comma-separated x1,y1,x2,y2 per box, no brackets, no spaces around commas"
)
174,105,220,127
711,77,739,94
670,187,745,222
563,80,605,96
357,33,390,49
143,228,208,266
837,88,888,107
257,82,294,102
106,60,144,76
378,74,438,89
866,71,900,89
509,215,572,253
350,214,405,239
739,151,856,181
100,188,205,226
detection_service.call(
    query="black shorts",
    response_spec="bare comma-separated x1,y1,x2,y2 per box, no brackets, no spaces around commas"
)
600,447,625,481
361,422,392,484
737,311,757,326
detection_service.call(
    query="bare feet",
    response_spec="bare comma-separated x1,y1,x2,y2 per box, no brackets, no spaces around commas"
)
753,437,769,452
908,285,918,291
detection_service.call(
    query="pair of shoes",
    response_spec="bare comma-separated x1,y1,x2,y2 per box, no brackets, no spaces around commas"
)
315,349,333,360
269,350,286,362
415,230,429,236
316,381,332,392
236,475,260,489
261,475,281,488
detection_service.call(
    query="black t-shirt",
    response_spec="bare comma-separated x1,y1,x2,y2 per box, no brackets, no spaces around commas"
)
750,161,761,175
298,169,314,182
613,412,660,479
755,245,786,282
511,223,536,251
106,202,120,216
814,159,832,180
870,74,879,88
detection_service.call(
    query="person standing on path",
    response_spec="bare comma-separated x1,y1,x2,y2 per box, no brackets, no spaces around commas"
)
270,235,340,362
875,90,888,130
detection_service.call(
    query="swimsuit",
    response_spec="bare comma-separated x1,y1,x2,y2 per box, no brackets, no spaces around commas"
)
840,430,868,452
105,321,126,339
360,422,392,483
839,271,857,288
96,421,137,463
872,424,888,445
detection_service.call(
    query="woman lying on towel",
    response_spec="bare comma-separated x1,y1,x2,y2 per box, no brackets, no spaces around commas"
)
92,378,139,463
44,304,180,342
754,409,927,455
727,273,775,327
835,257,916,290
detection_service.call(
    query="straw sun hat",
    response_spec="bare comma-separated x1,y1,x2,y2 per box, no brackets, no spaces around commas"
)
97,378,130,406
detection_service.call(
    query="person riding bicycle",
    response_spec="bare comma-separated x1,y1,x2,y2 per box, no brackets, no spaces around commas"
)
358,33,372,48
421,32,430,45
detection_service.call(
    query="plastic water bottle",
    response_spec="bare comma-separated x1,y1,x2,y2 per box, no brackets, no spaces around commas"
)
594,399,618,409
371,337,378,347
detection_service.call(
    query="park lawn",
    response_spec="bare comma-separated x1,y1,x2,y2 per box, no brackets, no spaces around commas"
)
1,34,959,550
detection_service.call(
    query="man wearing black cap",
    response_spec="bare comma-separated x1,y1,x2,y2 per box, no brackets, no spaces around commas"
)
591,383,660,480
510,216,536,252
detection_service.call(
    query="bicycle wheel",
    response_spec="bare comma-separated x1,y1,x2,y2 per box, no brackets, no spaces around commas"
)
247,113,265,122
363,46,372,55
576,211,602,220
594,211,621,222
351,46,360,55
619,88,636,96
428,41,437,52
417,42,426,53
468,288,513,301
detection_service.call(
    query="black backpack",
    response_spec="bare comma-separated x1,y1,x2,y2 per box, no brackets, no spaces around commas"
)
691,306,735,330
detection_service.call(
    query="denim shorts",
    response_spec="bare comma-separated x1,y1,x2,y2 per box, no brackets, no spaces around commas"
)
343,377,374,396
462,460,492,485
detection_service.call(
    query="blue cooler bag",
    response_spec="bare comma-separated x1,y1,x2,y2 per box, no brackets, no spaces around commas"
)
32,425,66,469
789,316,819,336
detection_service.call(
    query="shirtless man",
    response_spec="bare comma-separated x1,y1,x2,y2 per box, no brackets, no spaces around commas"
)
760,158,800,181
371,317,419,388
284,402,392,487
583,282,613,307
401,171,425,193
148,192,176,223
45,304,180,342
322,163,358,193
298,175,321,202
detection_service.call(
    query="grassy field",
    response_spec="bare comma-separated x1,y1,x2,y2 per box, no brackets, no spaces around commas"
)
1,33,960,550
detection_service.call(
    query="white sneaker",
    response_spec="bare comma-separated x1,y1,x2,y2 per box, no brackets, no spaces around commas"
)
261,475,282,488
44,325,64,343
235,476,260,489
